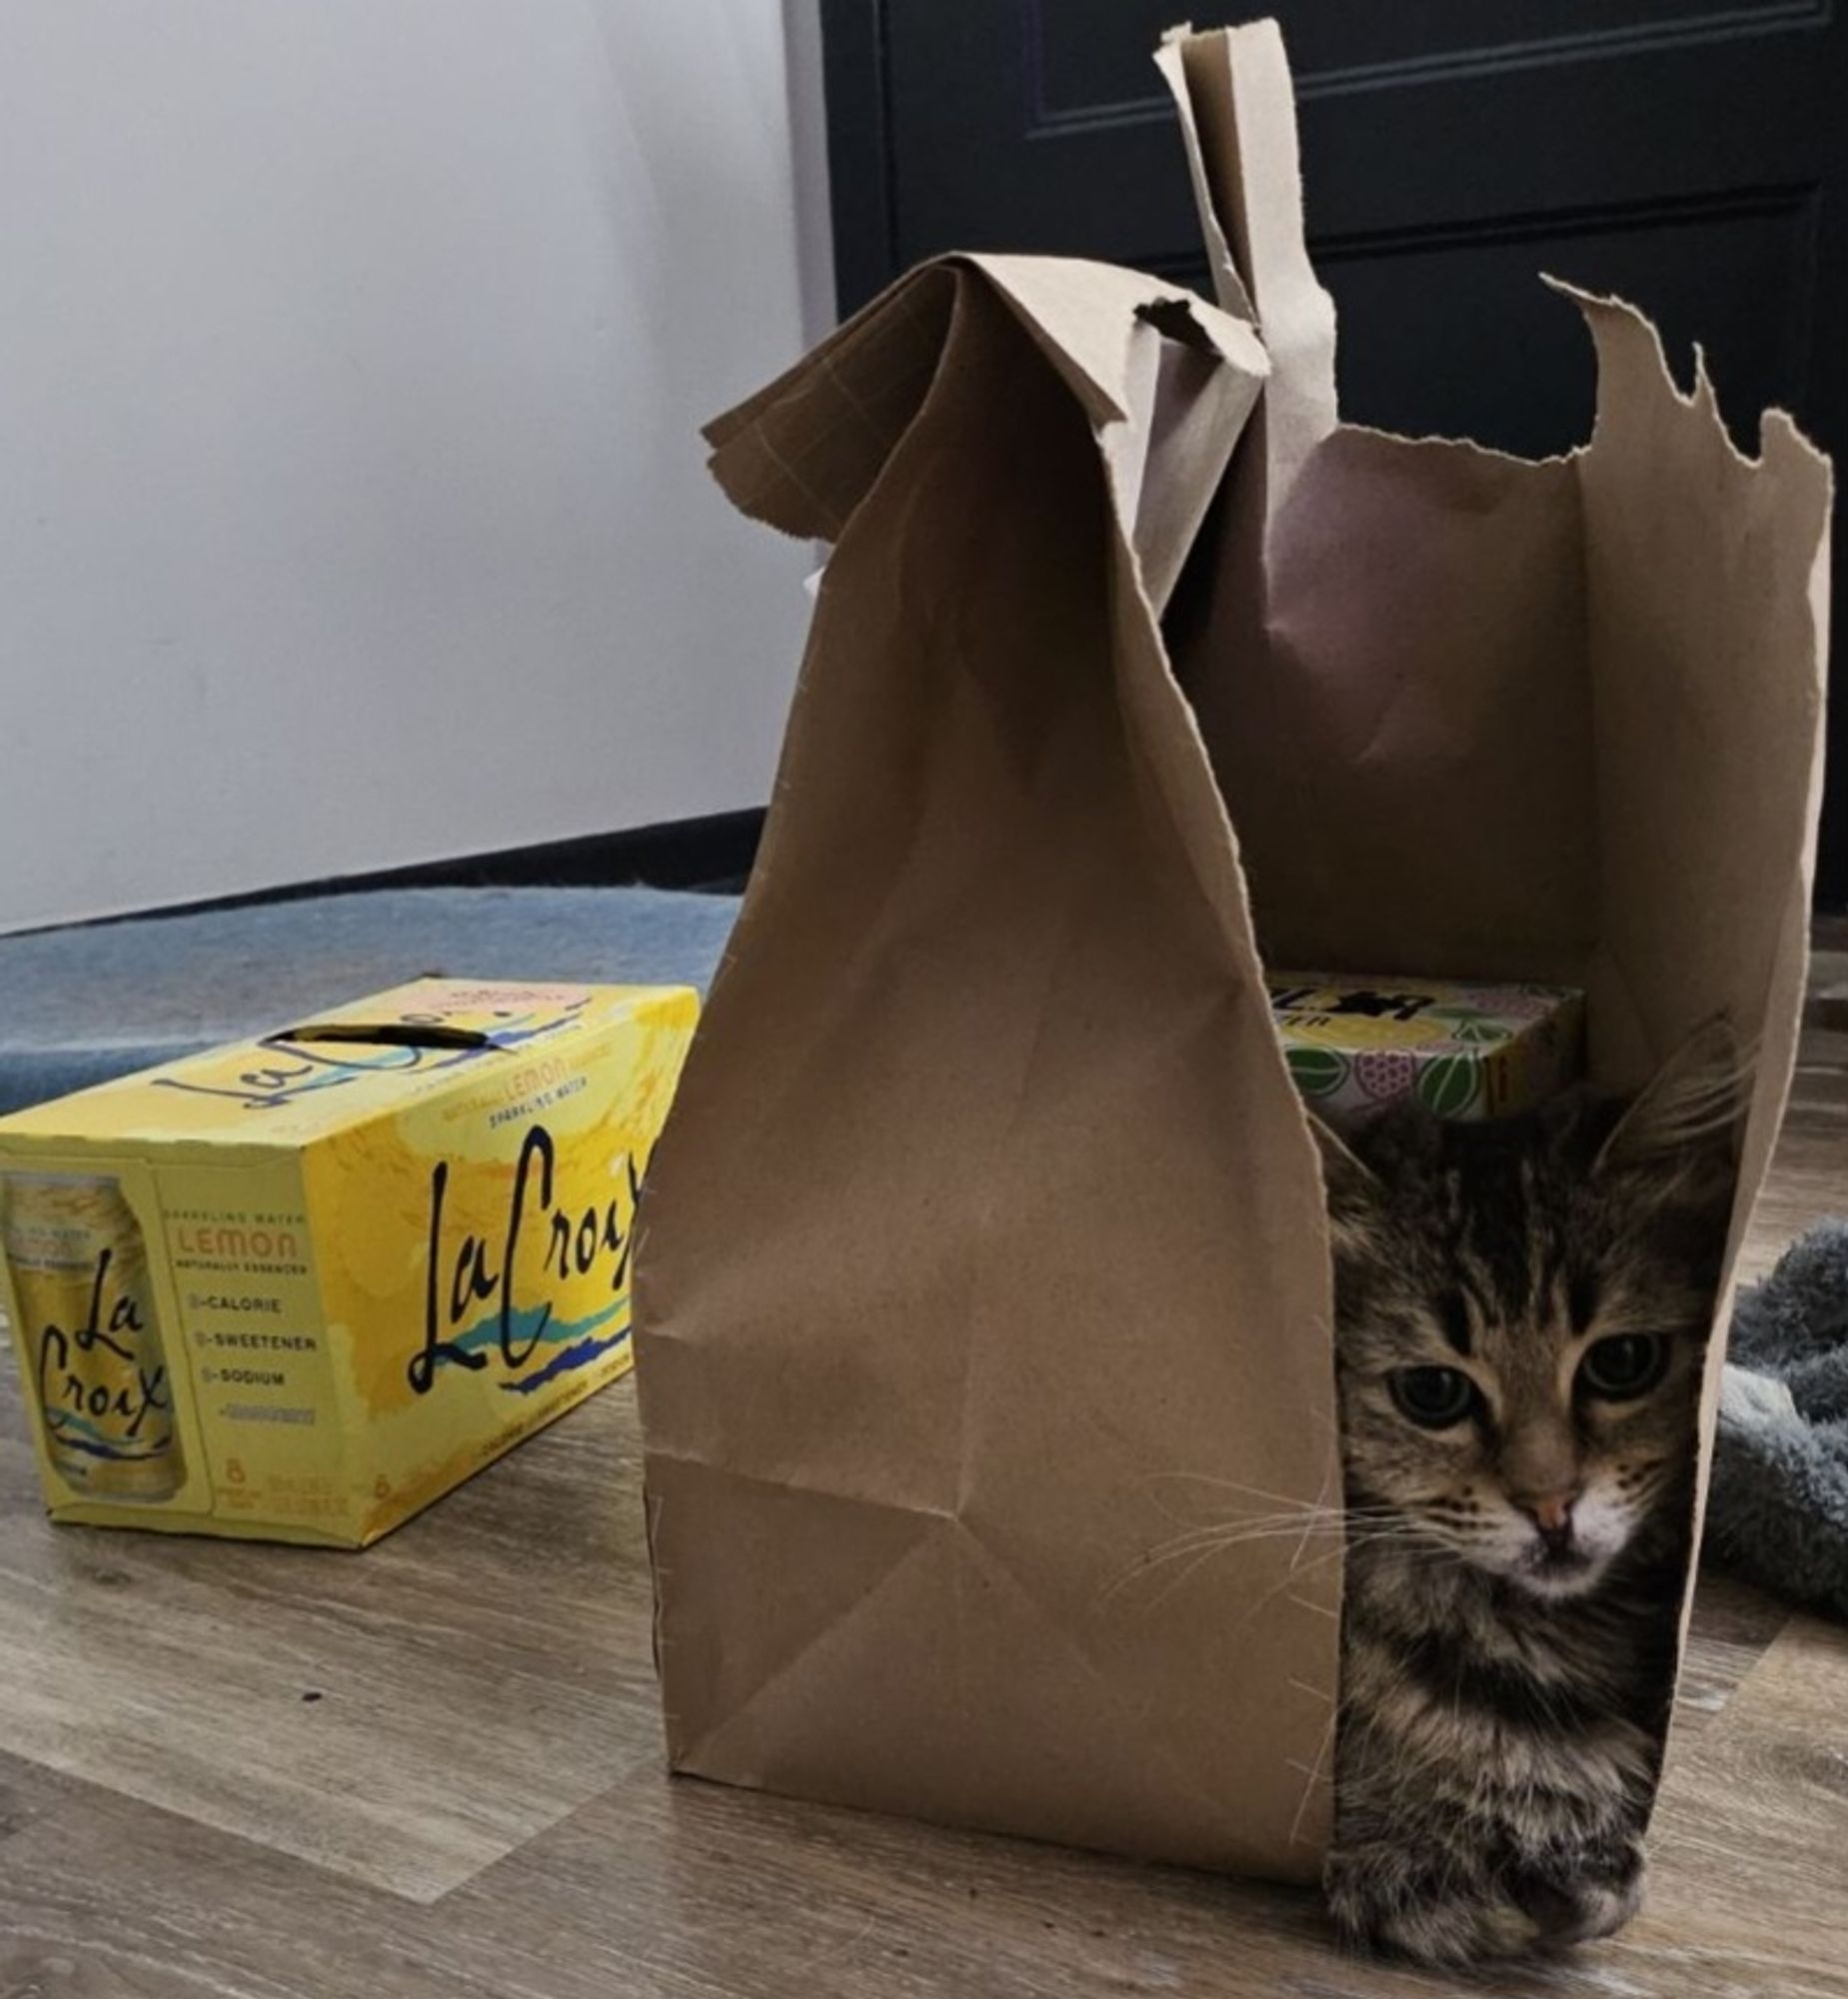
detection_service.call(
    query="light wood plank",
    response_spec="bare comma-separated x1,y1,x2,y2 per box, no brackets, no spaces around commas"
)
0,1384,664,1902
1637,1617,1848,1993
4,1667,1845,1999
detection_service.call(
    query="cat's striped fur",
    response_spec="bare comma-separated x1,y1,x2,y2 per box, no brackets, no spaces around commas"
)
1317,1026,1742,1964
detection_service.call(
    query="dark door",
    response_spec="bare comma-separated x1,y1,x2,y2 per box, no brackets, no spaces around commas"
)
821,1,1848,904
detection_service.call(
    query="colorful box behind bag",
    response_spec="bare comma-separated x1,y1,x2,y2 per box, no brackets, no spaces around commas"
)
1268,975,1584,1125
0,979,698,1545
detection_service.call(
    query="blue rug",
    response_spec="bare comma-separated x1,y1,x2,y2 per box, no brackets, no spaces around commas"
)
0,888,741,1114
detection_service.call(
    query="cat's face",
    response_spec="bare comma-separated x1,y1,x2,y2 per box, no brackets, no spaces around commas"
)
1319,1028,1740,1601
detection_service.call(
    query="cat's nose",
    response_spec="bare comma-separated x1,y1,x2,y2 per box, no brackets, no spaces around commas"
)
1519,1489,1579,1548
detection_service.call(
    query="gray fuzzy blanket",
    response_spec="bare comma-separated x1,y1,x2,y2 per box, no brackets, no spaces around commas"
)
1711,1221,1848,1620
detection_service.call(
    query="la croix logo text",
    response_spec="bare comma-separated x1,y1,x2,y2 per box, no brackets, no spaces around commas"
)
409,1122,641,1395
36,1249,171,1438
148,1005,589,1112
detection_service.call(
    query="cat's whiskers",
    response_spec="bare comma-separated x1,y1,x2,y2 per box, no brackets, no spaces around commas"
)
1097,1516,1439,1615
1134,1471,1360,1531
1190,1522,1449,1632
1096,1514,1350,1608
1138,1471,1342,1506
1113,1499,1385,1568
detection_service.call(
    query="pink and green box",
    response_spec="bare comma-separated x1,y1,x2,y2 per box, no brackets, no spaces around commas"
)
1268,974,1585,1126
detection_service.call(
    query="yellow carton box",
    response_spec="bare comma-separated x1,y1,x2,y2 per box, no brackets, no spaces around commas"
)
0,978,698,1545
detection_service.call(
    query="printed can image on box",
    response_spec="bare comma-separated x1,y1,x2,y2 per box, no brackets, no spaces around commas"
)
2,1171,187,1502
0,978,698,1545
1267,974,1584,1125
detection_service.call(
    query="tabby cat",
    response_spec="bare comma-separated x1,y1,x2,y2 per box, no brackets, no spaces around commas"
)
1315,1024,1744,1965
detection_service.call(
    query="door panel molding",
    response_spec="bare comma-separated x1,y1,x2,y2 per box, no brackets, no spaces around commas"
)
1024,0,1833,136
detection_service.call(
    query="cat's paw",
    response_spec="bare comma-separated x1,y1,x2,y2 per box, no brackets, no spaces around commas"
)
1508,1845,1648,1947
1324,1841,1648,1965
1324,1848,1541,1966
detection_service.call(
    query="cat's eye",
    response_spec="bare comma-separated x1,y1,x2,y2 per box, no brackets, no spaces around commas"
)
1577,1332,1670,1400
1388,1365,1478,1428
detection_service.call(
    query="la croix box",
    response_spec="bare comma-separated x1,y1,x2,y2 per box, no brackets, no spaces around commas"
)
0,979,698,1545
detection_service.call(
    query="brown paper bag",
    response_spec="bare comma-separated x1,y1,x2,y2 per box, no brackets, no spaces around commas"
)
635,19,1831,1886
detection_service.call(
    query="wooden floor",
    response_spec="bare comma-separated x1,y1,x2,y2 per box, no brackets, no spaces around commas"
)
3,963,1846,1998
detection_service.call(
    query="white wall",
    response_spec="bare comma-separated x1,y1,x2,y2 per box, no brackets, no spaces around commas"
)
0,1,824,932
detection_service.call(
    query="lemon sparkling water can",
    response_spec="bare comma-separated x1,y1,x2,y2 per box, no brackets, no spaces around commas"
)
1,1172,185,1500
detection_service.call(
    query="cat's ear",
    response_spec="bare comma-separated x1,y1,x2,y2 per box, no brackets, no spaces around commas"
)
1305,1112,1381,1246
1306,1110,1373,1184
1594,1015,1751,1183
